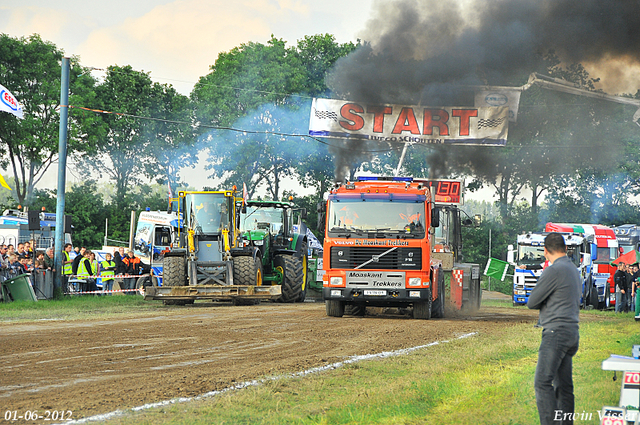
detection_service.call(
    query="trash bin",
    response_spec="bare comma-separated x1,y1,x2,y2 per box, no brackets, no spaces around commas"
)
2,274,38,302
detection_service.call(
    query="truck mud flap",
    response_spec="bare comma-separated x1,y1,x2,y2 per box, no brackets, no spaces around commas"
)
143,284,281,301
451,263,482,311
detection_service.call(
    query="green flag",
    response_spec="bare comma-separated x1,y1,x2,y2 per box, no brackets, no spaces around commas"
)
484,258,510,281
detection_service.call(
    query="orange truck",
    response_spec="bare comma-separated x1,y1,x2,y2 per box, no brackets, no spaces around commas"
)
319,176,481,319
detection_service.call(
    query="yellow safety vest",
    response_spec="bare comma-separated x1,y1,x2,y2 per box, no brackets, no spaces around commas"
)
63,251,73,275
91,259,98,276
77,258,90,278
101,260,115,281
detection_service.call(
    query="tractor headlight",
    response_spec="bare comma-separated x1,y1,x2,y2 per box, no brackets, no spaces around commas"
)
254,240,263,246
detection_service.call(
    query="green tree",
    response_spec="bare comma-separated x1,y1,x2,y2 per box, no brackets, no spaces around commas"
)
82,65,194,208
192,35,358,199
0,33,96,205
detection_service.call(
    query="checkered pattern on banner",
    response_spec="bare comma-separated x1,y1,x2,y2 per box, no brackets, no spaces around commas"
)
314,109,338,121
477,116,507,129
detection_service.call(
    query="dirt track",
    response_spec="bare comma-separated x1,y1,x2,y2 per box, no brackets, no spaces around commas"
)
0,297,538,422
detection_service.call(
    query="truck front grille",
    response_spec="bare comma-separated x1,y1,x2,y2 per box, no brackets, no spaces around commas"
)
330,247,421,270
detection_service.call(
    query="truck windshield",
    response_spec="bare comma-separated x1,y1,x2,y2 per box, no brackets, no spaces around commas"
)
185,194,230,234
517,245,545,266
595,247,617,264
240,207,285,234
327,200,425,236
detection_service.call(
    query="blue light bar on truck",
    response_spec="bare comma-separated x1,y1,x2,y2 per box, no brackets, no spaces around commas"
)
356,176,413,182
328,193,426,202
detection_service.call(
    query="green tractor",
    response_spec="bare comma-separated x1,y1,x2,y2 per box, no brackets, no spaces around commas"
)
238,200,309,302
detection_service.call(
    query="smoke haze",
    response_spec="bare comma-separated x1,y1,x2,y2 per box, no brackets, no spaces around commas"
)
326,0,640,180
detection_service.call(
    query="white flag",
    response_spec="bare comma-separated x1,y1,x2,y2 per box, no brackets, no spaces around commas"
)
0,83,24,119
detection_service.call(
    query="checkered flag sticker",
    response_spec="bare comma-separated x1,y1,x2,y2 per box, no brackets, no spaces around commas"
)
477,116,507,129
314,108,338,122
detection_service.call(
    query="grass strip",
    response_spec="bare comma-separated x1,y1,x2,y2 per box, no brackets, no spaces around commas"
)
107,309,638,425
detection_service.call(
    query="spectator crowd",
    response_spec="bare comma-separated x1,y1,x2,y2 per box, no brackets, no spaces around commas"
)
612,261,640,319
1,241,145,295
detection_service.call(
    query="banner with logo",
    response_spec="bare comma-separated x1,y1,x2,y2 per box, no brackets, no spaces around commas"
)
309,98,508,146
0,83,23,119
474,89,521,122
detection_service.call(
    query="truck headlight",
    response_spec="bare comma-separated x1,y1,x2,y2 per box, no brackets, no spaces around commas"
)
330,277,343,286
408,277,421,287
330,289,342,297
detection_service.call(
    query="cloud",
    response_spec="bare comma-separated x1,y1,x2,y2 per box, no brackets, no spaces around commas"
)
76,0,315,93
0,5,96,50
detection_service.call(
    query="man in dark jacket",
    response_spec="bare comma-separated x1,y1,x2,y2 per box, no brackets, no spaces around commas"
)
123,250,141,294
528,233,581,425
71,247,86,275
614,262,629,313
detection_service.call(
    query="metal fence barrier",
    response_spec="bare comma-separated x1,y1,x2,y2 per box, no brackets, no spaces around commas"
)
0,268,54,300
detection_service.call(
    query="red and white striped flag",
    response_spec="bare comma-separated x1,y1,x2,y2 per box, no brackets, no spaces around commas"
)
242,183,248,206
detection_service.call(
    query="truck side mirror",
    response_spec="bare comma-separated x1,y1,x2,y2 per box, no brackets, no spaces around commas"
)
431,207,440,228
507,244,514,264
300,208,307,219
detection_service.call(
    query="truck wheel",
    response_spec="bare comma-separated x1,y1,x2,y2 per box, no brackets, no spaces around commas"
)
345,304,366,316
431,268,446,318
413,288,432,319
233,255,263,286
599,282,611,310
275,255,304,303
589,283,599,308
326,299,345,317
135,276,157,289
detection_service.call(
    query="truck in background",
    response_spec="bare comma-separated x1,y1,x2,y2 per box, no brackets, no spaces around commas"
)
612,224,640,254
546,223,618,309
509,232,591,306
131,210,180,287
508,223,618,309
0,209,71,248
319,176,481,319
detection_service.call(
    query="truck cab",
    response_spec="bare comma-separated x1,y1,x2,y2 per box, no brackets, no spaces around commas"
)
321,176,445,319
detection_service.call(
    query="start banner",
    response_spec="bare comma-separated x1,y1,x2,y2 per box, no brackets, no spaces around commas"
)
309,98,508,146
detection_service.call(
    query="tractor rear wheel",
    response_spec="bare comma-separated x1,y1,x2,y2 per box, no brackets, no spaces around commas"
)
297,245,309,302
275,255,304,303
163,256,186,287
162,256,185,306
233,256,263,286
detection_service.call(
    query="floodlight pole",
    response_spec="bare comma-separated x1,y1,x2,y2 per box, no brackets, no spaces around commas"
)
53,57,70,295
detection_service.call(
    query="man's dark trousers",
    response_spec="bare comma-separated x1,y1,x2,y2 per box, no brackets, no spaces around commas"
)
534,327,580,425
